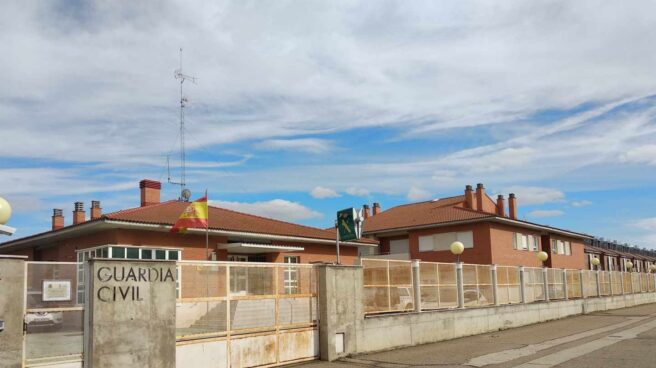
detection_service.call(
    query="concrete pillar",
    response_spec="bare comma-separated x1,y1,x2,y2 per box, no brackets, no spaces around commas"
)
580,270,586,299
563,269,568,300
491,265,499,306
318,264,363,361
0,255,27,368
456,262,465,309
595,270,601,297
609,272,614,295
542,267,550,302
519,266,526,304
411,260,422,312
629,273,634,294
620,272,625,295
85,259,177,368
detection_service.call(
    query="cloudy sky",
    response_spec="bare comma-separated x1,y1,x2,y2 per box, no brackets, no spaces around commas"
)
1,1,656,248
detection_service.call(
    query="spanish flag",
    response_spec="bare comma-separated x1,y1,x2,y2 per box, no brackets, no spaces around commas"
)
170,196,208,233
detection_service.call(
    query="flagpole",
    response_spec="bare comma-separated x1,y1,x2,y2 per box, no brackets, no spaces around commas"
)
205,188,209,260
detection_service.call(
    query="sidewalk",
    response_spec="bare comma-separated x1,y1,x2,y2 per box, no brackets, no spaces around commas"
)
295,303,656,368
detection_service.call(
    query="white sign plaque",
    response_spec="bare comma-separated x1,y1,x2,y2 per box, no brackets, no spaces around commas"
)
42,280,72,302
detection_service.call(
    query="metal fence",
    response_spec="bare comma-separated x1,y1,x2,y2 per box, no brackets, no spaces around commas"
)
25,262,84,367
360,259,656,315
362,259,414,314
175,261,319,367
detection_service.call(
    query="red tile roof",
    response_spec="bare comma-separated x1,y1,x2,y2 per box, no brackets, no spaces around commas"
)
105,200,376,243
363,195,495,233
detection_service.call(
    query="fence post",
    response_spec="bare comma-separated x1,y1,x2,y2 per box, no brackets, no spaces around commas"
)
608,272,614,295
562,269,568,300
629,272,634,294
580,270,586,299
412,260,421,312
519,266,526,304
620,272,625,295
596,270,601,297
542,267,550,302
491,264,499,306
456,262,465,309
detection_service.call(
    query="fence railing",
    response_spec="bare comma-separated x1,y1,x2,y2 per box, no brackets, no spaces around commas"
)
360,259,656,315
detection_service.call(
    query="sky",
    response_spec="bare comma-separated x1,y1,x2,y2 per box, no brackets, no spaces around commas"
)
1,1,655,248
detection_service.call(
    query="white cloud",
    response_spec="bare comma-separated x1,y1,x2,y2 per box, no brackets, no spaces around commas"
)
407,186,432,201
504,187,565,206
571,200,593,207
631,218,656,231
528,210,564,218
310,186,340,199
210,199,322,222
256,139,333,154
621,145,656,165
345,187,370,197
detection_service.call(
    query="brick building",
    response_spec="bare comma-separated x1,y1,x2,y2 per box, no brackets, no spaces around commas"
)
361,184,592,269
0,180,376,264
584,238,656,272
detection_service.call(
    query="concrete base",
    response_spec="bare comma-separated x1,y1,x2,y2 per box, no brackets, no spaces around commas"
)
354,293,656,355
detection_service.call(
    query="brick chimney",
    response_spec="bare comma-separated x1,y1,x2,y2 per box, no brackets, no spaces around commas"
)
90,200,102,220
464,185,474,209
140,179,161,207
508,193,517,219
73,202,85,225
52,209,64,231
363,204,370,219
496,195,506,217
372,202,381,215
476,183,485,212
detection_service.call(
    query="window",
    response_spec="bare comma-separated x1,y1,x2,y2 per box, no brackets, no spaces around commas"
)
564,242,571,255
514,233,539,251
550,239,571,255
283,256,300,294
389,239,409,254
112,247,125,259
155,250,166,260
418,231,473,252
126,247,139,259
141,249,152,259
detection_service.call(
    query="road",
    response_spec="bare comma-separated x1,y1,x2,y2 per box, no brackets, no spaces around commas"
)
297,303,656,368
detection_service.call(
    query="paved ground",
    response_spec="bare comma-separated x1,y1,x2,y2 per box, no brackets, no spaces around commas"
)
296,303,656,368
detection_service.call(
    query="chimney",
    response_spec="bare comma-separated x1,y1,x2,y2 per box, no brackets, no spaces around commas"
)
140,179,161,207
476,183,485,212
90,200,102,220
363,204,370,219
464,185,474,209
509,193,517,219
52,209,64,231
73,202,85,225
496,195,506,217
372,202,381,216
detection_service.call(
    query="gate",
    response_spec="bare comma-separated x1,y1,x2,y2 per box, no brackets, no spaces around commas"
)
175,261,319,367
24,261,85,367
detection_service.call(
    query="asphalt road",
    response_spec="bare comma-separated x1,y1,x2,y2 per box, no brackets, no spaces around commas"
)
296,303,656,368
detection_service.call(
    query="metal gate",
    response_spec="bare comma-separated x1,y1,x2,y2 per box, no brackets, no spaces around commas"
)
24,261,85,367
175,261,319,368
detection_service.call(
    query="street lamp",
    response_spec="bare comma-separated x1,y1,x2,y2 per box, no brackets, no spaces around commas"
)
626,261,633,272
649,265,656,273
591,257,601,270
0,197,15,236
537,251,549,267
450,241,464,263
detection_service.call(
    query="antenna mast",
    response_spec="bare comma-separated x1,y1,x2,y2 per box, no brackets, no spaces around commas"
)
170,48,197,201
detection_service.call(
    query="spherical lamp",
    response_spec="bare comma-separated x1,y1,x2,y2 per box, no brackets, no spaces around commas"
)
537,251,549,267
650,265,656,273
626,261,633,271
0,197,12,225
591,257,600,270
450,241,465,263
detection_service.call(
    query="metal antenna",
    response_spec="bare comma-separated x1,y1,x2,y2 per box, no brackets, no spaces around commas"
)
169,48,197,200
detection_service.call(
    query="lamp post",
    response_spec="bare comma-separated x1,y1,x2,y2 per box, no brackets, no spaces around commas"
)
625,261,634,272
450,241,465,308
450,241,465,263
537,251,549,301
0,197,16,236
591,257,600,270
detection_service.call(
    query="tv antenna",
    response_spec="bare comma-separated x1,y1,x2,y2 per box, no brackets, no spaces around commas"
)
168,47,197,201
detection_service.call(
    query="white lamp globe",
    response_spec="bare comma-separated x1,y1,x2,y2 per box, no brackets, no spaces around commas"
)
626,261,633,270
0,197,11,225
450,241,465,255
591,257,600,266
537,251,549,262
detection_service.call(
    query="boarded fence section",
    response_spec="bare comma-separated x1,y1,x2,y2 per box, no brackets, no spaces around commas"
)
418,262,457,310
361,259,414,314
175,261,319,368
25,262,84,368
